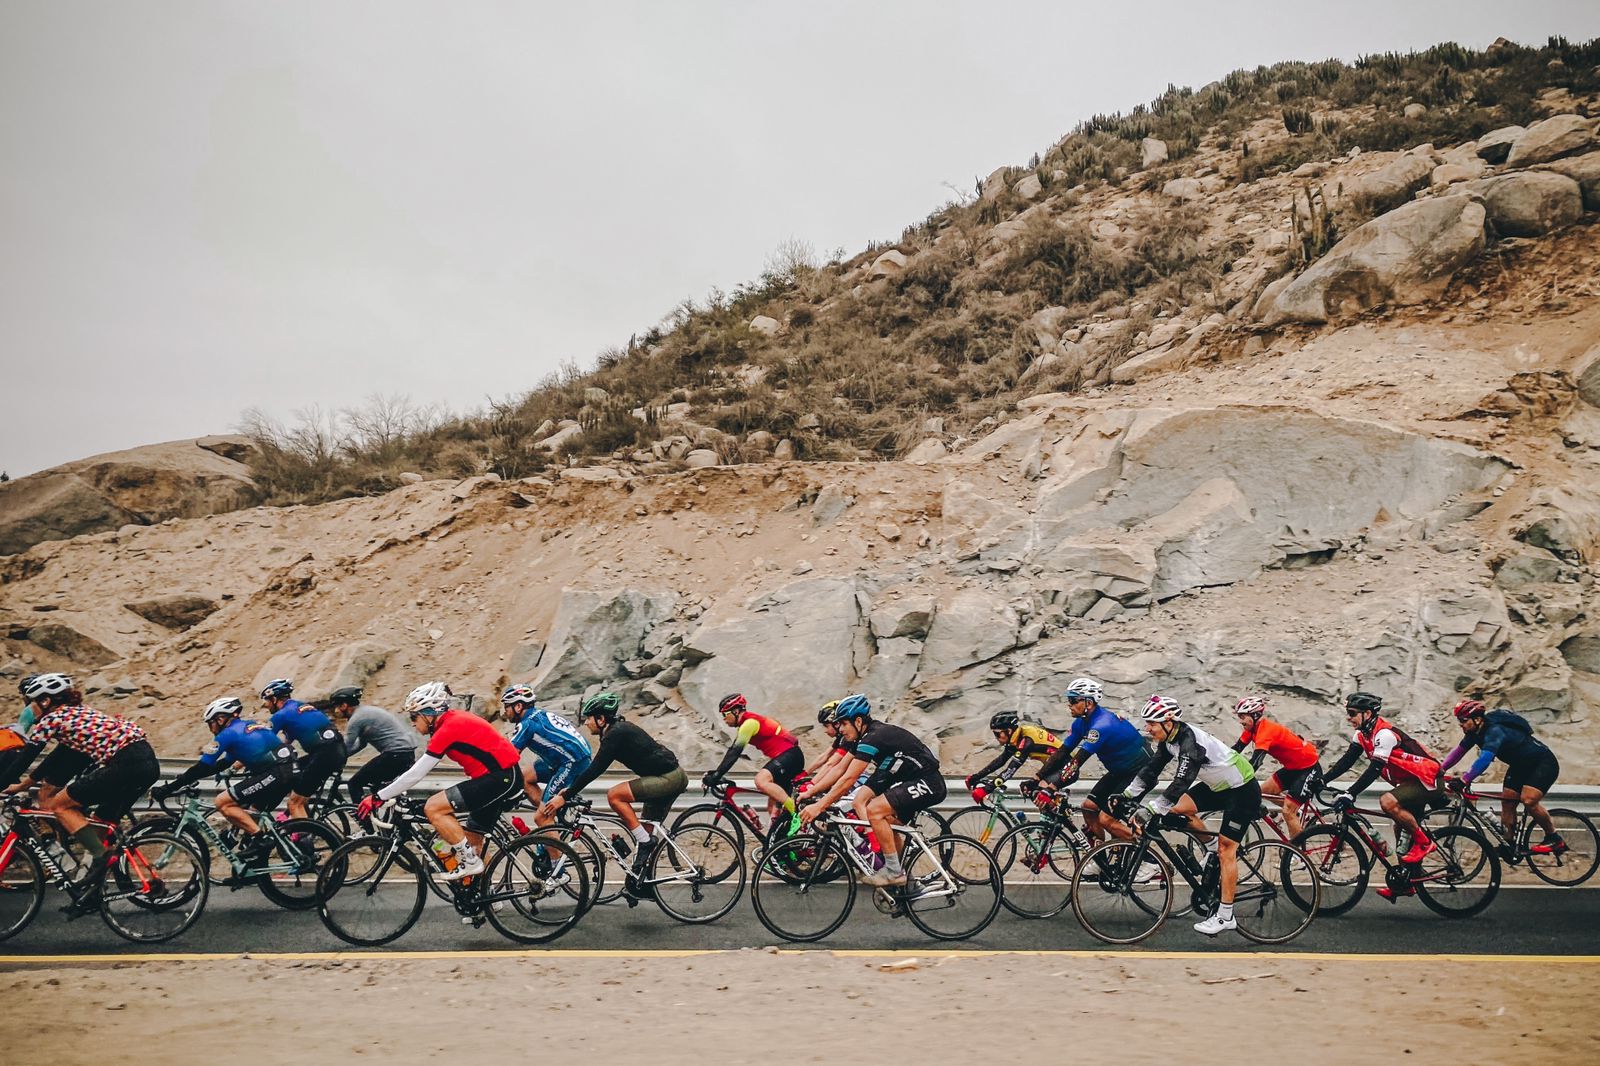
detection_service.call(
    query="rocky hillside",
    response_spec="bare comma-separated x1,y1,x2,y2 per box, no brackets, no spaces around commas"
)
3,36,1599,778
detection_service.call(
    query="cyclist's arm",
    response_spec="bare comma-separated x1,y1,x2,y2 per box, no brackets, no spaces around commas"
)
376,754,441,802
709,719,761,779
343,712,367,756
1461,729,1502,783
0,739,45,790
1439,741,1469,773
1323,740,1364,782
993,740,1034,783
804,746,838,776
1127,744,1172,802
807,756,868,812
1150,732,1206,810
966,746,1013,785
806,751,847,792
560,730,620,799
1035,738,1081,785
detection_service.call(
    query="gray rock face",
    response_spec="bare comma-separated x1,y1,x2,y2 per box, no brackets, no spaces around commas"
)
1476,125,1524,164
1141,137,1168,168
916,588,1021,681
25,621,121,666
870,596,936,639
1260,194,1486,325
1340,153,1435,214
530,588,678,697
1539,150,1600,211
1505,113,1598,168
1471,171,1585,237
124,594,220,631
1162,177,1204,201
251,640,398,702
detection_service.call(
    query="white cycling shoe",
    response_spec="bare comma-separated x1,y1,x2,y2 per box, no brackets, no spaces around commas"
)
441,853,485,881
1193,912,1237,937
1132,862,1162,884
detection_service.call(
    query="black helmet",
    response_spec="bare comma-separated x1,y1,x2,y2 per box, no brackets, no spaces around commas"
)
580,692,621,720
989,711,1019,731
329,686,363,706
817,700,840,724
19,673,38,696
1345,692,1383,714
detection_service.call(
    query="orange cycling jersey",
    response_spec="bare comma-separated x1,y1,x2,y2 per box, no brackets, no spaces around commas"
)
735,711,798,759
1237,718,1319,771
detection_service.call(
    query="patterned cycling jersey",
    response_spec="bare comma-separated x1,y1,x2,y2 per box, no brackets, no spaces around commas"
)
426,710,522,778
848,721,939,783
270,699,338,749
28,706,145,765
1010,723,1061,761
1237,718,1319,771
200,718,291,770
510,710,593,771
1354,718,1440,788
1062,706,1147,772
734,711,798,759
1135,722,1254,809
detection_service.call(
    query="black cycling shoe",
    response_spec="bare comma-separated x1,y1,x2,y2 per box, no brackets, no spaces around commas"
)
238,832,277,868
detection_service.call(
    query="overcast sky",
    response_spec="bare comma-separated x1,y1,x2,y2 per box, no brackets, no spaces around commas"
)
3,2,1598,477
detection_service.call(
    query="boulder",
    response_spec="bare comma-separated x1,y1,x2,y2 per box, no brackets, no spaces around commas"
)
536,422,583,452
1013,173,1043,200
748,315,781,336
1505,114,1597,168
530,588,678,697
1162,178,1204,201
24,621,121,666
870,595,937,640
1404,102,1427,119
1539,150,1600,211
811,484,854,526
249,640,398,701
123,594,220,631
980,167,1010,202
1475,126,1524,164
1431,161,1483,186
869,250,908,278
903,439,947,464
1141,137,1168,169
860,637,924,708
1259,194,1486,325
558,466,624,482
583,387,610,405
1494,548,1564,589
684,450,719,469
773,439,797,461
916,588,1021,681
398,472,424,485
1575,344,1600,409
1471,171,1584,237
1338,153,1435,214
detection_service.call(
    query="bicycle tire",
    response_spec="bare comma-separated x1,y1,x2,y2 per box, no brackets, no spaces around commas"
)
1288,824,1371,916
1232,840,1319,944
649,823,745,924
255,819,343,910
1416,825,1500,918
130,814,232,885
670,803,752,853
1524,808,1600,887
0,839,46,942
945,805,1019,864
901,834,1003,941
316,835,427,947
1071,840,1174,944
99,832,209,943
549,824,608,910
481,834,589,944
751,832,856,942
996,822,1079,919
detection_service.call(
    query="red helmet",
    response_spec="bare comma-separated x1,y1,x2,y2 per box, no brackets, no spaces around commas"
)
1452,699,1486,721
718,693,747,716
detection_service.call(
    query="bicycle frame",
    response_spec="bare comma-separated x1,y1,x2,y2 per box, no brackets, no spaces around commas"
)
819,811,962,904
160,792,317,878
0,801,158,902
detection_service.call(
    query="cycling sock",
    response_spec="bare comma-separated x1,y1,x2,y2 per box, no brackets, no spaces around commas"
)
884,853,904,877
1205,836,1219,854
1218,902,1234,921
72,826,108,860
631,825,651,845
452,840,479,863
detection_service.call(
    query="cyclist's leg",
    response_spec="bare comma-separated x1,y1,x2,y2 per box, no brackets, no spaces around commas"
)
756,748,805,819
1214,781,1260,906
222,764,291,835
868,773,944,882
287,743,345,820
1516,752,1561,839
1379,785,1426,841
534,759,585,828
1093,762,1144,841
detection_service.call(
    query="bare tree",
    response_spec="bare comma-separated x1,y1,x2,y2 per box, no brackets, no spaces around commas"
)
763,236,819,284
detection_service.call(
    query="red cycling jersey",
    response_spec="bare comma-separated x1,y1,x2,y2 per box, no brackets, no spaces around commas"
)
736,711,798,759
1237,718,1319,771
425,710,520,778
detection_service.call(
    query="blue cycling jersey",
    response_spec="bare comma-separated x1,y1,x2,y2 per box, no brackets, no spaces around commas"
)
1062,706,1147,772
199,718,290,771
1465,710,1551,778
511,710,593,774
271,699,337,750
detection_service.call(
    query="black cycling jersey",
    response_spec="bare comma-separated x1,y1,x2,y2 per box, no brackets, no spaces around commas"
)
847,721,939,785
561,719,678,798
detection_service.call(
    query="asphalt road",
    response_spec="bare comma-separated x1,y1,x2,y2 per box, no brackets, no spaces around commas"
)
4,885,1597,958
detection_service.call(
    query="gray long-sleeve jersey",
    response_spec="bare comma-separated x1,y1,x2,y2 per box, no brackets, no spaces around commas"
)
343,704,419,757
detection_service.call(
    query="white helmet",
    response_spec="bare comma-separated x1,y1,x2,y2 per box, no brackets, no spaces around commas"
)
1141,694,1182,723
204,696,243,723
1064,677,1103,704
404,681,453,717
21,673,73,701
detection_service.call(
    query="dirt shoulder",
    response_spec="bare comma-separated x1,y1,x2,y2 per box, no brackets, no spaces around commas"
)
3,951,1593,1064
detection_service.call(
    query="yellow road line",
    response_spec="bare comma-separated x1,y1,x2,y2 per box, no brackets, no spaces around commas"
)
2,949,1598,964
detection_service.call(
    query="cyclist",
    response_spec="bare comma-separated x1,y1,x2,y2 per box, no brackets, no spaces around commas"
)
357,682,524,881
154,696,296,864
799,701,848,795
333,686,418,804
799,694,945,888
7,673,92,809
260,679,346,822
1126,694,1260,937
501,684,592,825
1031,677,1149,847
1323,692,1444,897
705,693,804,834
1231,695,1322,838
1441,699,1566,856
0,673,160,908
964,710,1059,802
539,692,687,884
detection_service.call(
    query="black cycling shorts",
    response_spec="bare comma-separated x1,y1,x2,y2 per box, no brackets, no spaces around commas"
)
65,740,160,822
1086,760,1147,811
231,762,294,812
1184,778,1262,843
1272,763,1323,804
346,751,415,803
881,770,948,821
447,765,524,834
34,745,91,788
1504,749,1559,795
762,746,806,791
1390,779,1447,817
290,738,347,797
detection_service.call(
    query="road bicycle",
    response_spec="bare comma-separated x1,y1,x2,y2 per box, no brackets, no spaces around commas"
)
945,778,1037,866
1427,783,1598,887
140,784,342,909
1071,807,1320,945
314,797,589,946
751,807,1002,942
0,793,207,943
992,790,1093,919
1289,797,1499,917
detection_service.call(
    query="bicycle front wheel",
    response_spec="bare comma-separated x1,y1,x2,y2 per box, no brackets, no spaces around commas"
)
997,822,1079,919
1416,826,1500,918
1233,840,1318,944
1289,825,1370,916
945,805,1019,865
481,835,589,944
1526,808,1600,887
99,832,209,943
901,834,1002,941
0,840,46,942
650,824,745,923
550,825,608,910
256,819,343,910
1071,840,1173,945
751,832,855,942
316,836,427,947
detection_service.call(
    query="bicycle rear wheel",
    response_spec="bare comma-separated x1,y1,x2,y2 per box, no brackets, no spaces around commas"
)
945,805,1019,865
751,832,855,942
99,832,209,943
1416,826,1500,918
1288,825,1370,916
1233,840,1318,944
481,835,589,944
0,840,46,942
1525,808,1600,887
669,803,749,880
256,819,342,910
316,836,427,947
1071,840,1173,945
997,822,1079,919
901,834,1002,941
549,825,608,910
649,824,745,923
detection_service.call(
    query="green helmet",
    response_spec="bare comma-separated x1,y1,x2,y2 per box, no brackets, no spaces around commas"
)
580,691,621,720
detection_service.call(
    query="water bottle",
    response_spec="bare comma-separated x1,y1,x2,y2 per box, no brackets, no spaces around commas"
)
611,833,632,860
511,816,531,835
430,837,458,871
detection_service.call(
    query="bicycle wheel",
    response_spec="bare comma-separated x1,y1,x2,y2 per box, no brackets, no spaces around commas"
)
549,825,608,909
1232,840,1318,944
99,832,209,943
901,834,1002,941
751,832,856,942
1288,825,1371,917
649,823,745,923
945,805,1019,865
1071,840,1173,945
316,836,427,947
1525,808,1600,887
1416,826,1500,918
312,801,357,839
997,822,1079,919
481,835,589,944
256,819,343,910
669,803,748,880
0,840,46,942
